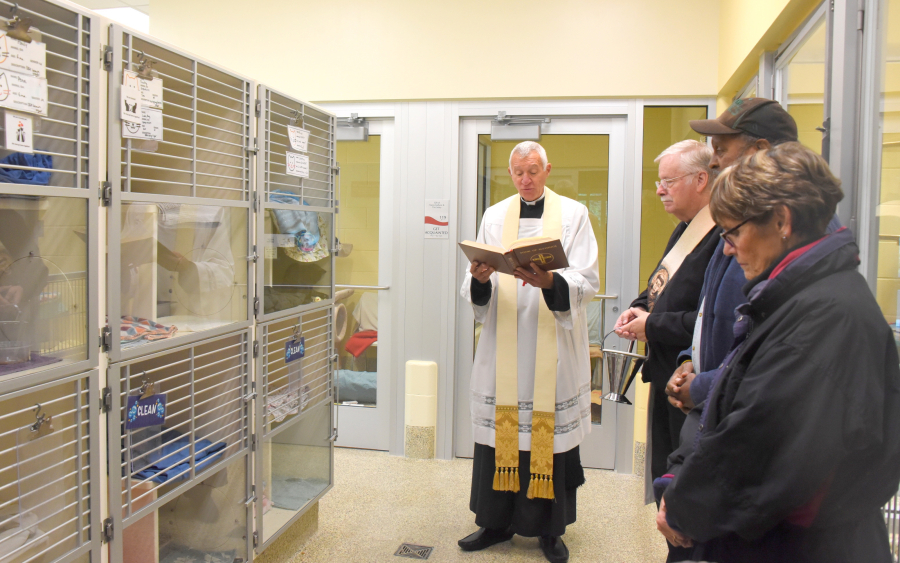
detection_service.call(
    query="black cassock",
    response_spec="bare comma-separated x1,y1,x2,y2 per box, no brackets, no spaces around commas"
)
630,220,720,481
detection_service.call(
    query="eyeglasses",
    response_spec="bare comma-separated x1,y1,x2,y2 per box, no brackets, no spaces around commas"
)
655,172,696,190
719,217,754,247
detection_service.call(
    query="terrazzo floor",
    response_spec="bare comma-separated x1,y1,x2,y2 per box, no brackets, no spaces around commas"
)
291,447,668,562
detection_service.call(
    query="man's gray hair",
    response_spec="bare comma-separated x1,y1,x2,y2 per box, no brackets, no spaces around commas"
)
654,139,714,177
509,141,549,170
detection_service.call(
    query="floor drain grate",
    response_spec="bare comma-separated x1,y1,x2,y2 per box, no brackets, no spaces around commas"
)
394,543,434,560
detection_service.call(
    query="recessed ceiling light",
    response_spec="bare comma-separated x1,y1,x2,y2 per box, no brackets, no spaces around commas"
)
95,7,149,34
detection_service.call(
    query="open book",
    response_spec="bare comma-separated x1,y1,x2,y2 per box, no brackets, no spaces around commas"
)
459,237,569,276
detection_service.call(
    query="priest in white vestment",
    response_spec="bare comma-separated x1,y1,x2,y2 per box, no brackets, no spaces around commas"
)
458,141,599,563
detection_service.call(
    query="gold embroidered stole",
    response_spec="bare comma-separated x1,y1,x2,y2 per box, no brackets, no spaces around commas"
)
647,206,716,312
494,188,561,499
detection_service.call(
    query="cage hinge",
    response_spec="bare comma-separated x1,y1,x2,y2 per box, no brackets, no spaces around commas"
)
252,340,259,358
102,45,113,71
251,434,258,452
255,99,261,117
246,138,258,155
100,326,112,351
253,296,260,317
100,182,112,207
332,164,340,175
252,531,259,548
252,192,258,213
101,387,112,413
858,9,865,31
101,517,114,543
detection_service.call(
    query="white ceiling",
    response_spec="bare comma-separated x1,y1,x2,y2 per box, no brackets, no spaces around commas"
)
69,0,148,15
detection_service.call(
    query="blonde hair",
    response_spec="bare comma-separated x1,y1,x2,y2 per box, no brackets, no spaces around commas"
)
710,142,843,239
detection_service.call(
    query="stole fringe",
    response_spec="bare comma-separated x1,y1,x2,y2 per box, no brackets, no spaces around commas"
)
526,474,555,500
492,467,522,493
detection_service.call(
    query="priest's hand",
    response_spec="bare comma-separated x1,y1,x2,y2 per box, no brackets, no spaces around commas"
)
470,260,495,284
666,363,696,414
657,497,694,548
616,307,649,342
514,261,554,289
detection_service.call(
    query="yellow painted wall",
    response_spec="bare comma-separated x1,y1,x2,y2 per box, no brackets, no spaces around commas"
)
633,105,708,447
716,0,820,106
149,0,719,102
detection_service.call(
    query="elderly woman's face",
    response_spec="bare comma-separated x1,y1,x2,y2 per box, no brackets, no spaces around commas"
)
720,214,787,280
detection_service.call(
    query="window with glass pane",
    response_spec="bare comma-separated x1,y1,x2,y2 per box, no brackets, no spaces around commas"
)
262,203,334,316
875,0,900,349
0,195,88,379
119,202,248,349
474,134,610,421
780,18,827,152
335,136,380,405
260,401,331,543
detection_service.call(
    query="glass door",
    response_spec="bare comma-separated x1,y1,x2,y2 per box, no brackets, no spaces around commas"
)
333,119,393,450
455,117,627,469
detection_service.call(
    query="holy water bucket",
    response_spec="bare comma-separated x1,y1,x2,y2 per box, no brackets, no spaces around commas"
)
601,331,646,405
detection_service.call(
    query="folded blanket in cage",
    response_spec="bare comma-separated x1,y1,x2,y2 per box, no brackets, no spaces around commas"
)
131,428,227,484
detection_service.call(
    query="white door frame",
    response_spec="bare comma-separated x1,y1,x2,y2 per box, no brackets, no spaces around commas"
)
454,116,627,469
328,112,396,451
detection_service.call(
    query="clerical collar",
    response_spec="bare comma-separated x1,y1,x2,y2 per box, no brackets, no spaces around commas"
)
521,192,546,206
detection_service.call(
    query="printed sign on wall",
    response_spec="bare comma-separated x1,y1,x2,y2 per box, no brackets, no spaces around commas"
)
425,199,450,239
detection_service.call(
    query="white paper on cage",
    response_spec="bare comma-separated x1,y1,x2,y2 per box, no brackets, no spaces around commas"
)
120,79,141,124
4,111,33,153
123,107,163,140
0,32,46,78
287,125,309,152
285,151,309,178
0,72,47,116
124,70,163,110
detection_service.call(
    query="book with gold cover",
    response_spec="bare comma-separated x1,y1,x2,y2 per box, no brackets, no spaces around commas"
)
458,236,569,276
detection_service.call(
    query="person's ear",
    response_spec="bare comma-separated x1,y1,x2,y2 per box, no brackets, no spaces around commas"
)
774,205,792,238
696,170,709,192
545,163,552,174
755,138,772,151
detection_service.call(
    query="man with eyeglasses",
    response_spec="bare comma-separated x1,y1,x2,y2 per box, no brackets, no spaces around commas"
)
664,99,806,417
613,139,720,553
653,98,841,557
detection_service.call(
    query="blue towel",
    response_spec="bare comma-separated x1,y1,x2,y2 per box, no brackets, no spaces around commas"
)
132,428,227,484
0,153,52,185
269,190,320,250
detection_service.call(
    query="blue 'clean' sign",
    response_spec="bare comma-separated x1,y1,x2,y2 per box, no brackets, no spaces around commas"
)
285,337,305,363
125,394,167,430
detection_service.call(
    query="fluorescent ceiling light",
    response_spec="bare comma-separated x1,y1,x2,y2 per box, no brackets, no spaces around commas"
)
95,7,149,34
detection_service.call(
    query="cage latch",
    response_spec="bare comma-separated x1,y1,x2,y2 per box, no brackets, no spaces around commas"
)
101,518,114,543
101,387,112,413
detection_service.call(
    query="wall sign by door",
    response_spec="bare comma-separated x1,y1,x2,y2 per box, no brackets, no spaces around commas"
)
425,199,449,239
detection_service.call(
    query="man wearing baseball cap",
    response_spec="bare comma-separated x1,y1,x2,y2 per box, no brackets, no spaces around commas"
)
664,97,802,417
655,98,841,556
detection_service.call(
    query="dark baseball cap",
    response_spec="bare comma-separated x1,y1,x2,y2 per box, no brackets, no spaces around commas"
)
689,98,798,144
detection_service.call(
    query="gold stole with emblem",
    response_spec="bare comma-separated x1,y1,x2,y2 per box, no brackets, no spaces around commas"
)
493,188,561,500
646,206,716,312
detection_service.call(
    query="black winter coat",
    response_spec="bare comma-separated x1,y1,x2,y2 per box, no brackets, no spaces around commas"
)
664,229,900,563
632,220,721,387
